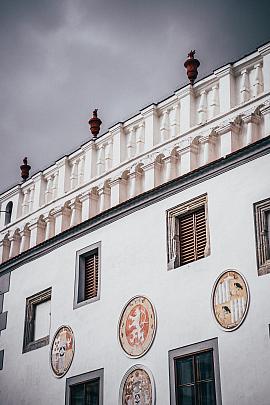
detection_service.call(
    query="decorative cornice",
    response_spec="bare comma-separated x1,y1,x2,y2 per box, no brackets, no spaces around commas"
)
140,104,158,117
0,185,22,203
175,85,195,99
258,43,270,57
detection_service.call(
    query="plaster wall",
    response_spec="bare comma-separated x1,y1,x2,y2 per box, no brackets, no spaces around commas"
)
0,153,269,405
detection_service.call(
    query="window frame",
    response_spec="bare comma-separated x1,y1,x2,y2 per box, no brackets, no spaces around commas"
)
65,368,104,405
169,338,222,405
4,201,13,226
166,194,210,270
74,242,101,309
254,197,270,275
22,287,52,353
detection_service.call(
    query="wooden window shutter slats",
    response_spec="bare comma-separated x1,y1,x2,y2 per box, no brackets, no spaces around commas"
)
179,206,206,265
167,194,209,270
84,252,99,301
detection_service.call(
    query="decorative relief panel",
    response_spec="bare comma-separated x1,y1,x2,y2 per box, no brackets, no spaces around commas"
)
212,270,249,331
119,365,155,405
50,325,74,378
118,296,156,358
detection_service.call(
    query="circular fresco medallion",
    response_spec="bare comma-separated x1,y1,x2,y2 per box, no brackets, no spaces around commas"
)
119,365,155,405
50,325,75,378
212,270,249,331
119,296,156,358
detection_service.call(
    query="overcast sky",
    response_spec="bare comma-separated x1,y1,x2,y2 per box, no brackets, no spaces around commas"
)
0,0,270,193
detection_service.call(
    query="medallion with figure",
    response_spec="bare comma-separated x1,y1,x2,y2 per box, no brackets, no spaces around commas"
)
50,325,75,378
119,365,155,405
212,270,249,331
119,296,156,358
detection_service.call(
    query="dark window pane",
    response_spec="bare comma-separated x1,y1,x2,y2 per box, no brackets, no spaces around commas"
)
177,385,196,405
196,381,216,405
85,380,99,405
176,357,194,385
196,351,214,381
70,384,84,405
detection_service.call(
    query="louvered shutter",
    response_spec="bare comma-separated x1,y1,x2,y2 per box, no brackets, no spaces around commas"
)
84,252,99,300
179,207,206,265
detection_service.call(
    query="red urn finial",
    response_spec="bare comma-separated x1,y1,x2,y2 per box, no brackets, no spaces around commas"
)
184,50,200,85
88,109,102,140
20,157,31,182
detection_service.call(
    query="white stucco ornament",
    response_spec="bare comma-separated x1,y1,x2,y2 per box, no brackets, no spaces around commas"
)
119,365,155,405
118,296,156,358
212,270,249,331
50,325,75,378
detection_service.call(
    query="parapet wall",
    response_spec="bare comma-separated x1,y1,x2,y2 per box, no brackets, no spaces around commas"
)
1,42,270,264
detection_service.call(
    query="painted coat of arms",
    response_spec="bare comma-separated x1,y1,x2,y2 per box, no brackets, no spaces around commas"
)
212,270,249,330
50,325,75,377
120,366,155,405
119,296,156,358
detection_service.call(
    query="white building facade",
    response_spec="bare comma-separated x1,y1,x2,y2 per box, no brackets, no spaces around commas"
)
0,42,270,404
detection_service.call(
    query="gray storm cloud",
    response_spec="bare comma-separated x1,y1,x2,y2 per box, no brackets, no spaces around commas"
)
0,0,270,192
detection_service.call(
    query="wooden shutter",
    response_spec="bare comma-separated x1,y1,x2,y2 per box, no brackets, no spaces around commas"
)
179,207,206,265
84,252,99,300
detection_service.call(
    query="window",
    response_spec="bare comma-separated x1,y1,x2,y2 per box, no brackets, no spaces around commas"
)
169,339,222,405
254,197,270,275
74,242,101,308
167,194,210,269
22,287,51,353
4,201,13,226
65,369,104,405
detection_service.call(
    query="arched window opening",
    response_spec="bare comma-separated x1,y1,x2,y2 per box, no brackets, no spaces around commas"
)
4,201,13,226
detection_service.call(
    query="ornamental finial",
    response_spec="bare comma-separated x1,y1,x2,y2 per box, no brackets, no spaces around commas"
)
88,109,102,140
184,50,200,85
20,157,31,182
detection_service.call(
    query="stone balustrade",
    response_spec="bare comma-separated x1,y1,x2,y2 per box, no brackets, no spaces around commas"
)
1,43,270,264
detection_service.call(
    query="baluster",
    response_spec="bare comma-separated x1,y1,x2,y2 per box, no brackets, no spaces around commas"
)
97,145,105,175
70,160,79,189
170,105,179,138
136,123,145,154
105,140,113,171
28,186,35,212
127,128,136,158
198,90,207,124
52,172,58,199
160,110,169,142
209,85,219,118
45,176,53,204
22,189,30,215
253,63,263,97
78,155,85,185
240,69,250,103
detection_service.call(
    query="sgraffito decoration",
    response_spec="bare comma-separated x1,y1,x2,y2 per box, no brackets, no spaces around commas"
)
212,270,249,331
50,325,75,378
119,365,155,405
119,296,156,358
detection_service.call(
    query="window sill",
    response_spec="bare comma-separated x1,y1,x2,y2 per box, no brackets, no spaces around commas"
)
258,261,270,276
73,295,100,310
22,335,49,353
167,253,210,271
